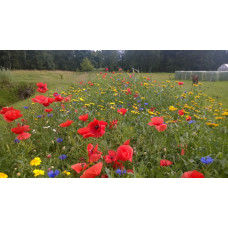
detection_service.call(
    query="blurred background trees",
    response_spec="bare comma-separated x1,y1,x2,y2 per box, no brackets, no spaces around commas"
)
0,50,227,72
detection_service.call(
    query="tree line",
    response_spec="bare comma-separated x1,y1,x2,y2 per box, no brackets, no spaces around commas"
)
0,50,227,72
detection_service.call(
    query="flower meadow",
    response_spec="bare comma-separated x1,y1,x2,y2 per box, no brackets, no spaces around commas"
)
0,72,228,178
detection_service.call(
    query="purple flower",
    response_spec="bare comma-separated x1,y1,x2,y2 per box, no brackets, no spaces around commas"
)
144,103,148,105
201,156,213,164
116,169,126,176
14,139,20,143
48,170,60,178
23,106,29,109
56,138,63,143
59,154,67,160
188,120,195,124
47,114,53,117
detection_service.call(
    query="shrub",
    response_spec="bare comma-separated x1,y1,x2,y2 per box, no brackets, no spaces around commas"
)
0,68,12,87
80,58,93,71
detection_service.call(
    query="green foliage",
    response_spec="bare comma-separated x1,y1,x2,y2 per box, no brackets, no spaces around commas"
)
80,58,94,71
0,82,36,108
0,68,12,86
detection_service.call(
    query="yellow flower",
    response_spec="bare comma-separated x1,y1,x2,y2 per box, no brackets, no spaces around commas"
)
216,117,225,120
206,123,219,127
222,112,228,116
30,157,42,166
169,106,178,111
63,170,70,176
33,169,45,177
0,172,8,178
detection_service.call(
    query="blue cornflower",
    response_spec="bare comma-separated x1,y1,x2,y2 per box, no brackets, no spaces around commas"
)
116,169,126,176
201,156,213,164
188,120,196,124
23,106,29,109
139,108,144,111
59,154,67,160
125,84,128,87
56,138,63,143
184,91,187,93
118,105,123,108
144,103,148,105
54,93,59,96
73,101,76,104
84,90,87,92
67,111,71,114
37,115,43,118
14,139,20,143
47,114,53,117
48,170,60,178
137,100,142,103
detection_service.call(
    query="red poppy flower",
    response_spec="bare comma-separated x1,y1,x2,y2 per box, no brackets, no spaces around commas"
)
79,114,89,122
59,119,74,127
101,174,108,178
75,109,78,113
186,116,191,121
150,107,155,112
160,159,173,167
71,163,88,174
11,123,30,134
117,108,127,115
126,88,132,95
127,169,134,173
109,119,118,129
100,72,103,74
104,150,117,163
178,109,185,116
63,96,71,102
178,82,184,85
87,143,102,163
80,162,103,178
155,124,167,132
181,170,204,178
32,95,54,107
3,109,23,122
113,161,124,170
123,139,130,145
17,132,31,140
37,82,48,93
105,68,109,71
77,118,108,138
181,149,185,156
0,106,14,115
148,117,164,126
54,95,64,102
45,108,53,113
134,93,139,98
116,145,133,162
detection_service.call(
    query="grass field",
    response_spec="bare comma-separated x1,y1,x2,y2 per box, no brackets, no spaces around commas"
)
4,70,228,109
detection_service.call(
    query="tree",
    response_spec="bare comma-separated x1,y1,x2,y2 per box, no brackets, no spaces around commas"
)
80,58,93,71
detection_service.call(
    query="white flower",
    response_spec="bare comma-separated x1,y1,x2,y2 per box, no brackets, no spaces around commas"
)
53,129,56,132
